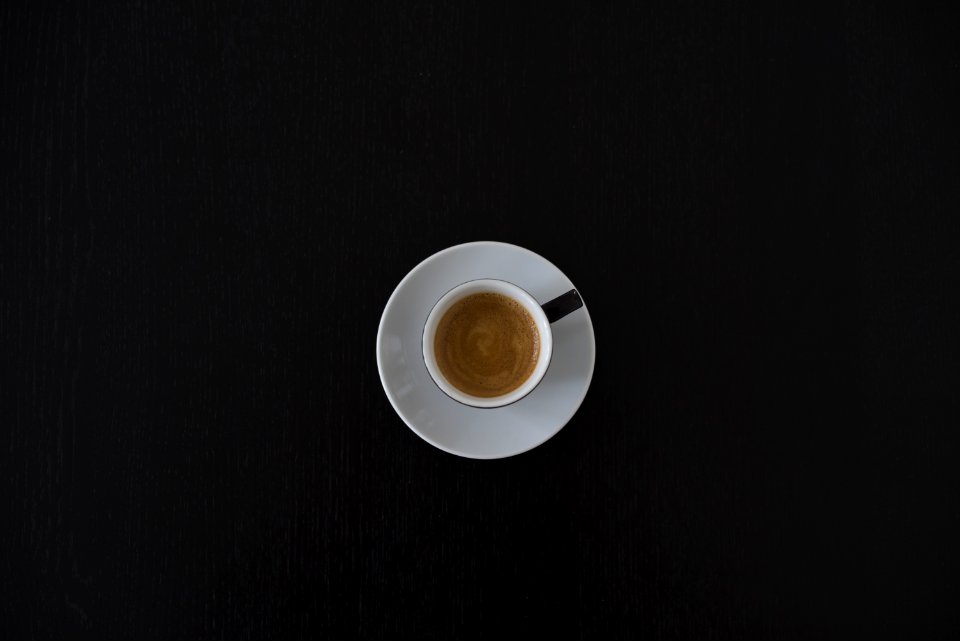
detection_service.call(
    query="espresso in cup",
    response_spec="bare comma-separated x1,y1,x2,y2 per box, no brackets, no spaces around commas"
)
433,292,541,397
423,279,581,408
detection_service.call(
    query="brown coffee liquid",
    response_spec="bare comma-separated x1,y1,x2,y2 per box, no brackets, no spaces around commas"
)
434,292,541,398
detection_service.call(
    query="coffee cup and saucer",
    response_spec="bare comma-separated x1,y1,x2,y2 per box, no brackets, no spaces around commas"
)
376,241,595,459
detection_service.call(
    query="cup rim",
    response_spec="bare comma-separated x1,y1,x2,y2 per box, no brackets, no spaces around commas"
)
422,279,554,409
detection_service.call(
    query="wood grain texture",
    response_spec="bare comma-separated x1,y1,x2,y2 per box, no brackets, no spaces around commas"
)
3,1,958,639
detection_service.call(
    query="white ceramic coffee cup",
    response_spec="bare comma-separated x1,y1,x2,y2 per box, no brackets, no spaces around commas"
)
422,279,582,408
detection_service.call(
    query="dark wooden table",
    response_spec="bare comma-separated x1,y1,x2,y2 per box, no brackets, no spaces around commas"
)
3,2,958,638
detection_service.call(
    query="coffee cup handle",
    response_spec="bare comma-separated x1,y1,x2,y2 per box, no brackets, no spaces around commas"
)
541,289,584,323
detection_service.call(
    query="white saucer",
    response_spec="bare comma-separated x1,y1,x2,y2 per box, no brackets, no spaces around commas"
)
376,241,596,459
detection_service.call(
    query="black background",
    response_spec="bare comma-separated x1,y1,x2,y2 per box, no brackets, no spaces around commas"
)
3,1,959,639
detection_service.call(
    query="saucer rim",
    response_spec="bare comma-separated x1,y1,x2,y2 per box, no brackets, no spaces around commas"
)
376,240,596,459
